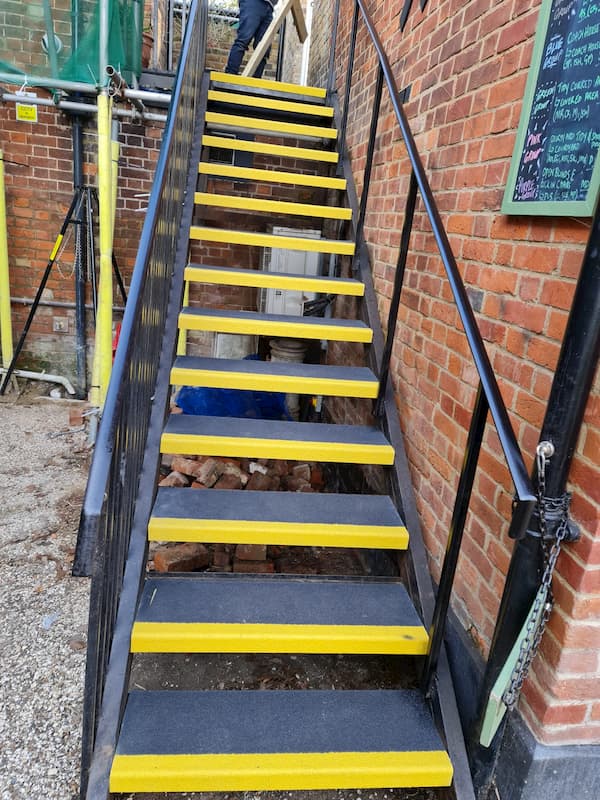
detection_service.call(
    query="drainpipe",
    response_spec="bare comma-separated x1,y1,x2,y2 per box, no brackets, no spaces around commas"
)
71,0,86,400
276,20,286,82
72,115,87,399
471,203,600,795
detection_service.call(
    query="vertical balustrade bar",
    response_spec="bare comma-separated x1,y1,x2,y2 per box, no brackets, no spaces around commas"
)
338,0,360,163
421,382,489,695
355,63,383,247
374,170,417,417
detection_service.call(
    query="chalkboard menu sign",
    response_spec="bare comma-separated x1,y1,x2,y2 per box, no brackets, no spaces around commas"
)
502,0,600,215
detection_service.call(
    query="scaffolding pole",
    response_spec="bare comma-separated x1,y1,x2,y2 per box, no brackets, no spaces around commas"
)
89,90,113,409
0,151,13,369
0,92,169,123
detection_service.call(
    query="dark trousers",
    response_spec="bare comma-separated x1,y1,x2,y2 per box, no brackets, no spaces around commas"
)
225,0,274,79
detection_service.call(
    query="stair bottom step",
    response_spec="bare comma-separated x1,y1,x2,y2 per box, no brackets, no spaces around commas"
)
111,750,452,792
111,690,453,792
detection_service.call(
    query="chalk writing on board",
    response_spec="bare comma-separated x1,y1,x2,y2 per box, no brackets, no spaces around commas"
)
511,0,600,206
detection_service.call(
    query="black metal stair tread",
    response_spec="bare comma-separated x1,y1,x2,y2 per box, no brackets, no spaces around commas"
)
204,113,337,141
180,306,370,330
162,414,391,446
206,105,331,129
185,264,364,292
207,98,332,127
209,80,328,104
116,689,449,756
136,574,424,628
153,487,403,526
209,71,328,103
172,355,378,382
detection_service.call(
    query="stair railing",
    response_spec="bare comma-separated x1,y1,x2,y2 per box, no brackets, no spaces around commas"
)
74,2,208,795
329,0,536,693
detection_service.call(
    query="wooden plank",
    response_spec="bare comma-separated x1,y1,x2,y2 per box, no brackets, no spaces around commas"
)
291,0,308,42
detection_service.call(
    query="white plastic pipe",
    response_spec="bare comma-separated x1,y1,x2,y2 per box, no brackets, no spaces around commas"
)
0,367,76,395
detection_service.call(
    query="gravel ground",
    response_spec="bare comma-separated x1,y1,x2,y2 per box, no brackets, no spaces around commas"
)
0,391,90,800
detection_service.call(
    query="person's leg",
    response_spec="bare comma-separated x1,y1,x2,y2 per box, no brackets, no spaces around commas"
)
252,6,273,79
225,0,262,75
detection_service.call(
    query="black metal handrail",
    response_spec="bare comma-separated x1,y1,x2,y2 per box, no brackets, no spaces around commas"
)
75,2,208,795
329,0,536,691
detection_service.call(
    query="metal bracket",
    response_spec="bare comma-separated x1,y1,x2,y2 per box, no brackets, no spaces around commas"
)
525,498,581,542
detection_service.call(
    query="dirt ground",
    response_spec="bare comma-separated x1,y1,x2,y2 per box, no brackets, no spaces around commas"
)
0,380,447,800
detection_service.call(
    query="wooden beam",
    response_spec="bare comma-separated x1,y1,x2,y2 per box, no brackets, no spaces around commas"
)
242,0,307,77
291,0,308,42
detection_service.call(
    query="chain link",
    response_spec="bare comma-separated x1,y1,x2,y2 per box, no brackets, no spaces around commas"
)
502,441,569,709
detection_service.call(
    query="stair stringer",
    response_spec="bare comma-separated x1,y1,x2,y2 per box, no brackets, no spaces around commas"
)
80,73,210,800
332,98,476,800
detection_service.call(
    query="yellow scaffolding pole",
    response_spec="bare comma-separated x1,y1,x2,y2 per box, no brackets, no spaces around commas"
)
90,90,114,409
111,124,119,236
0,150,13,368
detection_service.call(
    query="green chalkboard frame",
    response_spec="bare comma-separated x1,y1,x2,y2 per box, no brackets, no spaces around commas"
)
502,0,600,217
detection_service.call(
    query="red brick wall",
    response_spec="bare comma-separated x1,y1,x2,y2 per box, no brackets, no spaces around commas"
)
328,0,599,746
307,0,334,88
1,97,161,377
0,0,75,76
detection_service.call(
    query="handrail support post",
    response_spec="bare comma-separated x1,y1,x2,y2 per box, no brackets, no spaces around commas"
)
374,170,417,417
355,63,383,246
421,383,489,695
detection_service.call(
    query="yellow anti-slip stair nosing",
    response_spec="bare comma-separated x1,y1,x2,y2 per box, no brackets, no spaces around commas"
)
130,622,430,655
169,366,376,398
178,313,373,344
198,162,346,190
210,71,327,99
147,518,409,550
201,135,339,164
208,90,334,119
190,227,355,256
110,751,453,793
160,433,394,465
205,112,337,140
195,192,352,221
184,266,364,296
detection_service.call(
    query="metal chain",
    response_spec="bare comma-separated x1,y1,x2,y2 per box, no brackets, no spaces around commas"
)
502,441,569,709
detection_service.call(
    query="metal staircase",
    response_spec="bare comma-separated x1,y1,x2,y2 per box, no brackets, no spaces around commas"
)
76,3,536,799
109,66,453,794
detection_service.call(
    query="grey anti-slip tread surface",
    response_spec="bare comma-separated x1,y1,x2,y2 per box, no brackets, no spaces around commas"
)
179,306,370,331
162,413,392,446
152,487,403,526
136,574,425,628
116,689,447,756
172,355,377,382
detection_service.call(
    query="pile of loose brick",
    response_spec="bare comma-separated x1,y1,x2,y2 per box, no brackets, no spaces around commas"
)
151,453,326,575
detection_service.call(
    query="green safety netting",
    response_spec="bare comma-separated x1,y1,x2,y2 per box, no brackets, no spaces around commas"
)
0,0,143,87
